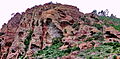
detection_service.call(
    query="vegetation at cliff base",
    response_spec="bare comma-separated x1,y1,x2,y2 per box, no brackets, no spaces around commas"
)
33,37,80,58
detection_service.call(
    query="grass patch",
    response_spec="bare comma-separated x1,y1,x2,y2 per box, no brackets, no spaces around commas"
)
109,24,120,31
78,45,113,59
78,41,120,59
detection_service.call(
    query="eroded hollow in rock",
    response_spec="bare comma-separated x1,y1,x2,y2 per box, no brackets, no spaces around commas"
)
5,42,12,47
18,31,24,37
105,31,118,38
0,32,5,36
46,18,52,25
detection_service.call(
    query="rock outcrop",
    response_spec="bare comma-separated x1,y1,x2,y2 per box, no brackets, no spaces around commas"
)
0,3,120,59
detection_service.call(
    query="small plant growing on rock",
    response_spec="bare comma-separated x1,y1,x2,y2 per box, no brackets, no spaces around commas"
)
24,30,33,51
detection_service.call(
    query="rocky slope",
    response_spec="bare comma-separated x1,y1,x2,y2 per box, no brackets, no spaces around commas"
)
0,3,120,59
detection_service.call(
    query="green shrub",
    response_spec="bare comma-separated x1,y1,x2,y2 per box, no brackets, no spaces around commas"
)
24,30,33,51
78,35,87,39
113,55,117,59
93,24,103,30
84,38,95,42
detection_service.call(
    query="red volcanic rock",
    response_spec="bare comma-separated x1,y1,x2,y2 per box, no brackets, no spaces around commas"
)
0,13,22,59
0,3,84,59
1,13,22,32
78,42,93,50
0,2,119,59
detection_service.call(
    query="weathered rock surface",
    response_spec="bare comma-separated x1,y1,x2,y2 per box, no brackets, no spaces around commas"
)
0,3,120,59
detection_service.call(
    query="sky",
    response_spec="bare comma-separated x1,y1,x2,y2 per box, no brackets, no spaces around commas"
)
0,0,120,28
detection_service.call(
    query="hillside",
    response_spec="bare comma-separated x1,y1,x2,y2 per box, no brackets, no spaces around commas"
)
0,3,120,59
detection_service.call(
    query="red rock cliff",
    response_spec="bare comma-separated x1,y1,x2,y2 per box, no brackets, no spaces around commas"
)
0,3,84,59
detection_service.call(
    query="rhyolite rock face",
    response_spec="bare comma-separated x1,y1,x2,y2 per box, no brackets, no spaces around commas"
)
0,3,120,59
